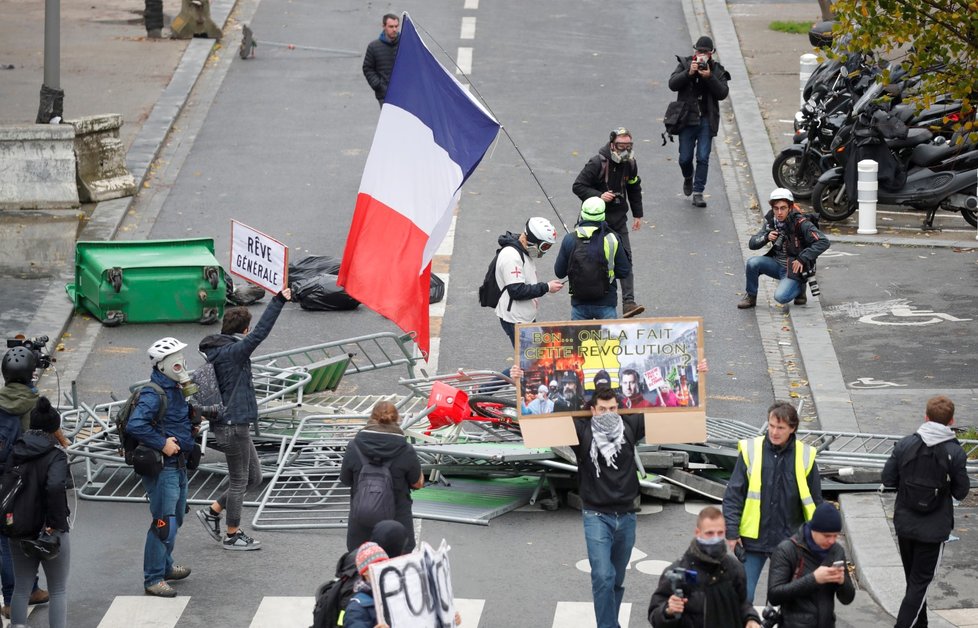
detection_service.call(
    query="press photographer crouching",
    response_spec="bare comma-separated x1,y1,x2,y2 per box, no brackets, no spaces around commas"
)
648,506,761,628
766,502,854,628
738,189,829,310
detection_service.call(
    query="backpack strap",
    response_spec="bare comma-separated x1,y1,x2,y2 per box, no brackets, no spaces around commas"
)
143,382,168,431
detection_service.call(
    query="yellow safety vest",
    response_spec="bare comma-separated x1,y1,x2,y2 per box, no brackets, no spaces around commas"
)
738,435,816,539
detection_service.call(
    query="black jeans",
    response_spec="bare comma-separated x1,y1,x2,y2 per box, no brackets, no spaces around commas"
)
211,423,263,528
895,536,944,628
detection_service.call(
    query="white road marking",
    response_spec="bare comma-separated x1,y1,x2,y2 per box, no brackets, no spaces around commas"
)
455,598,486,626
464,0,479,8
460,16,476,39
97,596,190,628
249,597,316,627
456,47,473,75
552,601,631,628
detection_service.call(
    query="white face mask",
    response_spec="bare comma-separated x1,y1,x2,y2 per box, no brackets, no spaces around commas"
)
158,352,199,398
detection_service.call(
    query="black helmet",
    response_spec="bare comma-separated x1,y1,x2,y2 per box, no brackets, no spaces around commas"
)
19,532,61,562
1,347,36,385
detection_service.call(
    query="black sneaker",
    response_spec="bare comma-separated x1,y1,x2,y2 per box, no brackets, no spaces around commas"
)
683,177,693,197
223,530,261,551
196,508,222,542
692,193,707,207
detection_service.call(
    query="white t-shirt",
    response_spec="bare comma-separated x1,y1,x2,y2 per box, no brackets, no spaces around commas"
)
494,246,539,324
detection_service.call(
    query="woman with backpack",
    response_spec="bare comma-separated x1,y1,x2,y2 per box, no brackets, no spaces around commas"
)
340,402,423,552
6,396,70,628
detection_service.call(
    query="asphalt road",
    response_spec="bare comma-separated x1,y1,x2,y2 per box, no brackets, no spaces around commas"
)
30,0,905,626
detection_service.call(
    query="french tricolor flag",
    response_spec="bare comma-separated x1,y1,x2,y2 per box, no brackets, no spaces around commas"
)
338,13,499,356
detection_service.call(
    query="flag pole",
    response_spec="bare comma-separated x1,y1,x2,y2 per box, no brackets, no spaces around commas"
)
413,21,570,234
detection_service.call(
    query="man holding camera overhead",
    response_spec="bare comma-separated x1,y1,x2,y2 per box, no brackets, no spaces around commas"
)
648,506,761,628
738,188,829,309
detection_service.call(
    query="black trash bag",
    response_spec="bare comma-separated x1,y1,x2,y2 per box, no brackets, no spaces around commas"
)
429,274,445,304
224,271,266,306
291,274,360,311
288,255,342,285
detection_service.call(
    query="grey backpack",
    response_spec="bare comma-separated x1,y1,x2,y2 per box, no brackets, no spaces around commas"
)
190,362,225,421
349,443,395,528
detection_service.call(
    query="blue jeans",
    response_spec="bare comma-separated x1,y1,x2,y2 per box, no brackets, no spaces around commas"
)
678,118,713,193
743,550,769,604
140,467,188,587
582,510,636,628
572,304,618,320
499,318,516,348
745,255,803,304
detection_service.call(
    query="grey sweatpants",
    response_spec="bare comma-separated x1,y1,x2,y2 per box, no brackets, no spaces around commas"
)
10,532,69,628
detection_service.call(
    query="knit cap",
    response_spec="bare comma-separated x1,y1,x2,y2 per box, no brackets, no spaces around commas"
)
30,396,61,433
580,197,606,223
809,502,842,533
356,541,389,576
695,36,714,52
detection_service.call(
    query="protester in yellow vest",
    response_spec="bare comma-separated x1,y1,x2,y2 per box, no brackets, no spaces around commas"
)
721,401,822,604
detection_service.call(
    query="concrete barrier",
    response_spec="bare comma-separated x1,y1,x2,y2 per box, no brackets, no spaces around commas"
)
0,209,82,273
0,124,80,210
66,114,136,203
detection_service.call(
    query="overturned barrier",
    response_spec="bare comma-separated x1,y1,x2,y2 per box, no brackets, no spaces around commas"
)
67,114,136,203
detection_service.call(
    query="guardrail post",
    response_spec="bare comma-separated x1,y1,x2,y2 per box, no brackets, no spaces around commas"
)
857,159,878,235
800,53,819,106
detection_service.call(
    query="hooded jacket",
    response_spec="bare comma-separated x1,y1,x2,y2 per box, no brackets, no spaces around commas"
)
0,382,38,433
768,526,856,628
667,55,730,136
339,428,422,551
494,231,549,324
126,369,195,466
363,31,399,101
882,421,970,543
572,145,644,232
199,294,286,426
10,430,70,532
749,209,830,281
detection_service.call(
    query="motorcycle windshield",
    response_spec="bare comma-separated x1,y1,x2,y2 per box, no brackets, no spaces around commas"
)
853,82,884,115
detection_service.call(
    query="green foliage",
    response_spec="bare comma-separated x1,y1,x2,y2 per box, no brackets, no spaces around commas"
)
829,0,978,141
769,20,813,34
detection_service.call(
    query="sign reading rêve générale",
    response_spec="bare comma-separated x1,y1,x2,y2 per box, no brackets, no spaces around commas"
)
229,220,288,293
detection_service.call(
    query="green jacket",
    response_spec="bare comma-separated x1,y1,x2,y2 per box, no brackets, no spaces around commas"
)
0,382,38,432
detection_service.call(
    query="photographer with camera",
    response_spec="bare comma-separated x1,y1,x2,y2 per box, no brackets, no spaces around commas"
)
572,128,645,318
648,506,761,628
738,189,829,309
767,502,855,628
668,36,730,208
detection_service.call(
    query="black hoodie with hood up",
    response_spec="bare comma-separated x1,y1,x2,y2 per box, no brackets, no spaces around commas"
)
10,430,70,532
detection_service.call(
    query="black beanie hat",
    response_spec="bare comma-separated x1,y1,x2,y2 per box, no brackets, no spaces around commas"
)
695,36,714,52
30,396,61,433
809,502,842,533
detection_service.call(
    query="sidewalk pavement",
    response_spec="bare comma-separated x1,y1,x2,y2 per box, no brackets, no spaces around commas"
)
0,1,975,625
704,1,976,626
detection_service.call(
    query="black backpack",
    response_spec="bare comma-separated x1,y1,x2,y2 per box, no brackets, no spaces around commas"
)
566,230,612,301
190,362,225,421
310,550,358,628
0,408,23,466
114,383,167,465
0,452,52,539
898,435,951,513
349,443,395,529
478,245,524,308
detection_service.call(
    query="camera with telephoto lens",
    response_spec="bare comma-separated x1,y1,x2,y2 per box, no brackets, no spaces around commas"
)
761,604,782,628
6,335,52,369
797,266,820,297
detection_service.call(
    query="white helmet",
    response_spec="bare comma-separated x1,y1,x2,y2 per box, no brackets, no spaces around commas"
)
769,188,794,204
524,217,557,258
148,337,187,366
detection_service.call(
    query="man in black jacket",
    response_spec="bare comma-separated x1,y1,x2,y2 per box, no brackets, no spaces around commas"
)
571,387,644,628
649,506,761,628
362,14,400,106
768,502,855,627
668,36,730,208
882,395,970,628
195,289,291,551
572,128,645,318
738,188,829,309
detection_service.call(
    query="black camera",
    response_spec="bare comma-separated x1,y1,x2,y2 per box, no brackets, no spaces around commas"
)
772,230,785,249
664,567,698,617
697,61,708,70
761,604,782,628
6,336,52,370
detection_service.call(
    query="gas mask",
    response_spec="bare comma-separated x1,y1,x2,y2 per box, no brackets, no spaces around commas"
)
609,147,633,164
525,241,552,259
157,351,199,398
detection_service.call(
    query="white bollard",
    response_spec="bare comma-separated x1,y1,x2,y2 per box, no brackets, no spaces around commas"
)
800,53,819,107
857,159,878,235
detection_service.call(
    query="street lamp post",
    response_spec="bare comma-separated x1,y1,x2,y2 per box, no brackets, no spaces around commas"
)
36,0,64,123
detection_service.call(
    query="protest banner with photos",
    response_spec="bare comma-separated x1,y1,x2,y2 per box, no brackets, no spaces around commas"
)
229,220,288,293
515,317,706,447
372,540,456,628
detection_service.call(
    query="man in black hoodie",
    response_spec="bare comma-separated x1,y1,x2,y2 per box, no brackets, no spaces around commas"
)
883,395,970,628
573,128,645,318
195,289,291,551
363,14,400,106
668,36,730,208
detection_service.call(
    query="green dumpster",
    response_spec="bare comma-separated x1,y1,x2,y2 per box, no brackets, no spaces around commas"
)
66,239,226,326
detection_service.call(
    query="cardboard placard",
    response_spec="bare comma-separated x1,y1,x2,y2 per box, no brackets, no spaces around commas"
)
229,220,288,293
372,540,455,628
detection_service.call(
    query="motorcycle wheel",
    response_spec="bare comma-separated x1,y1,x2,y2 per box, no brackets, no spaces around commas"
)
772,151,821,200
812,179,856,221
962,207,978,228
